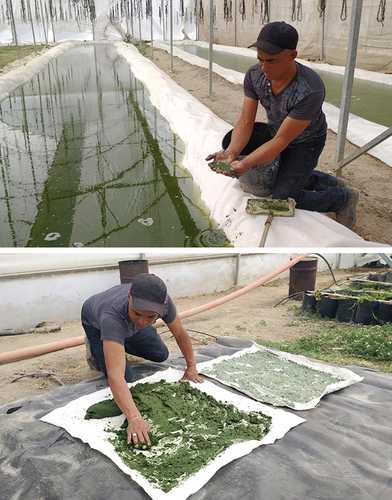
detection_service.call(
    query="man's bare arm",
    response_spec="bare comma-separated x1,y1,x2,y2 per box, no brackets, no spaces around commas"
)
166,316,203,383
206,97,258,164
104,340,151,445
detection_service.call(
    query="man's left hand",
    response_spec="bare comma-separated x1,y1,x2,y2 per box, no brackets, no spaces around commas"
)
231,159,251,176
182,366,204,383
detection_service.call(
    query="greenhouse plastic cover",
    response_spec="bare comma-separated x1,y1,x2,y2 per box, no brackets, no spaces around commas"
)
1,337,391,500
0,40,386,247
40,367,304,500
197,343,363,410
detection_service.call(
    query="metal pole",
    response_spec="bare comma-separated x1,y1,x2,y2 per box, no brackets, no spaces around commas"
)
6,0,18,45
48,0,56,43
150,1,154,59
170,0,173,71
138,1,142,41
335,0,363,164
208,0,213,96
39,0,48,44
336,126,392,176
320,8,325,61
234,0,237,46
27,0,37,45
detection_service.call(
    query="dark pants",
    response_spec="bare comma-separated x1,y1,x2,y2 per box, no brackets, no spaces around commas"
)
82,323,169,382
222,122,348,212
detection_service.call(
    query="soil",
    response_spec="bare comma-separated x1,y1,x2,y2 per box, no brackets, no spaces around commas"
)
0,269,365,407
147,49,392,245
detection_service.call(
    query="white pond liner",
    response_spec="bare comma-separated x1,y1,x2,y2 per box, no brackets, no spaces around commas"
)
41,367,304,500
197,343,364,411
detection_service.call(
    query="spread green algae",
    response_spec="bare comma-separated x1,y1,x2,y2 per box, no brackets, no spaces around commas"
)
85,380,271,492
201,350,343,407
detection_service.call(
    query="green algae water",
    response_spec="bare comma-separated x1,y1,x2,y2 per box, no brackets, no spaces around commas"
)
85,380,271,492
201,350,342,407
180,44,392,128
0,43,228,247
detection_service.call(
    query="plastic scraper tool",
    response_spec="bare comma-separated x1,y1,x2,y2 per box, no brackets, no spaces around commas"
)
246,197,296,247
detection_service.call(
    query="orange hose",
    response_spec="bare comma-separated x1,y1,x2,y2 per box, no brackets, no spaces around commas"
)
0,254,308,365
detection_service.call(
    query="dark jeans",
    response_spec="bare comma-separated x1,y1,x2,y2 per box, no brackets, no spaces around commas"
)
82,323,169,381
222,122,348,212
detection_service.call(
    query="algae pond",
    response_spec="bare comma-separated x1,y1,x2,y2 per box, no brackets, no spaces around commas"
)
0,43,226,247
180,44,392,128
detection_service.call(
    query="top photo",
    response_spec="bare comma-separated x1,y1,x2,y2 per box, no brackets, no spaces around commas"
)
0,0,391,248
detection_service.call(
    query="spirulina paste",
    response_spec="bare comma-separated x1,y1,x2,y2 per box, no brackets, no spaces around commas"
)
85,380,271,492
201,350,343,407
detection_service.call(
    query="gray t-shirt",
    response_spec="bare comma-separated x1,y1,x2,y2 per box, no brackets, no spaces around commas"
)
244,62,327,144
81,284,177,345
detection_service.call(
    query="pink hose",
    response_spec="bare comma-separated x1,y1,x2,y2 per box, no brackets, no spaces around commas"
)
0,254,308,365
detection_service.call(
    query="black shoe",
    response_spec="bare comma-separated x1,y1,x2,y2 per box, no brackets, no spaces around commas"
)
336,187,359,228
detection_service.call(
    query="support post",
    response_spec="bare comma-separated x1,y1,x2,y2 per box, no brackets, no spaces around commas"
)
150,1,154,59
335,0,363,164
234,0,237,46
170,0,173,71
27,0,37,45
208,0,213,96
6,0,18,45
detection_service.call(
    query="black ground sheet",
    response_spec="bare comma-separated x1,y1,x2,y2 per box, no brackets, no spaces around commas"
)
1,337,391,500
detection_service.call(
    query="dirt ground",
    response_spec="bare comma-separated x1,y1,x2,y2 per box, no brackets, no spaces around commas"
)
148,49,392,245
0,268,365,407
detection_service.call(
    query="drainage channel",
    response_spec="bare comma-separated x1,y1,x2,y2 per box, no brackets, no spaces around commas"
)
0,43,228,247
180,44,392,128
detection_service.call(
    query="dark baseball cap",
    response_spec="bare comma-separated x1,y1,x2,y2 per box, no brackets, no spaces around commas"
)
249,21,298,54
129,273,167,316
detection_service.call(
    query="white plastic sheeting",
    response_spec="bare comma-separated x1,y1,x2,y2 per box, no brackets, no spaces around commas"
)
41,367,304,500
156,41,392,169
115,42,383,247
198,343,364,411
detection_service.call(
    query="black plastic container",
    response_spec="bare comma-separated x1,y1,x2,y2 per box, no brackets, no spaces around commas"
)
354,300,379,325
302,292,317,313
335,298,358,323
317,295,339,319
376,301,392,324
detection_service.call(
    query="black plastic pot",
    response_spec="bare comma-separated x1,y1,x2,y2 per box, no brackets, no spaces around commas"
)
302,292,316,313
317,295,339,319
376,301,392,324
335,298,358,323
354,300,379,325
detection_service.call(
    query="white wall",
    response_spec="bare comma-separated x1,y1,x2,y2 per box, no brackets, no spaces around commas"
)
0,252,384,330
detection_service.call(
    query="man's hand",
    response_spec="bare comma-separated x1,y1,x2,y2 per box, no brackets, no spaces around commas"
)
127,415,151,447
205,149,237,165
231,158,252,176
182,366,204,383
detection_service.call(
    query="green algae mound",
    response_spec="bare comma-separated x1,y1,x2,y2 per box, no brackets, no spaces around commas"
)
85,380,271,492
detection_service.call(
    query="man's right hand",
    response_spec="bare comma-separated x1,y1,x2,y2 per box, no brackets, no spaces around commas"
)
127,415,151,447
205,149,237,165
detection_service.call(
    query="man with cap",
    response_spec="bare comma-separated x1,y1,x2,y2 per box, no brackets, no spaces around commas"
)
206,21,358,228
81,273,203,447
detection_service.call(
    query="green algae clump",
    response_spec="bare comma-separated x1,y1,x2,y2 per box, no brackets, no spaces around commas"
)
209,161,238,178
85,380,271,492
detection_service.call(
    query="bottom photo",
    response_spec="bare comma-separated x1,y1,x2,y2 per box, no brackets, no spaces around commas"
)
0,251,391,500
